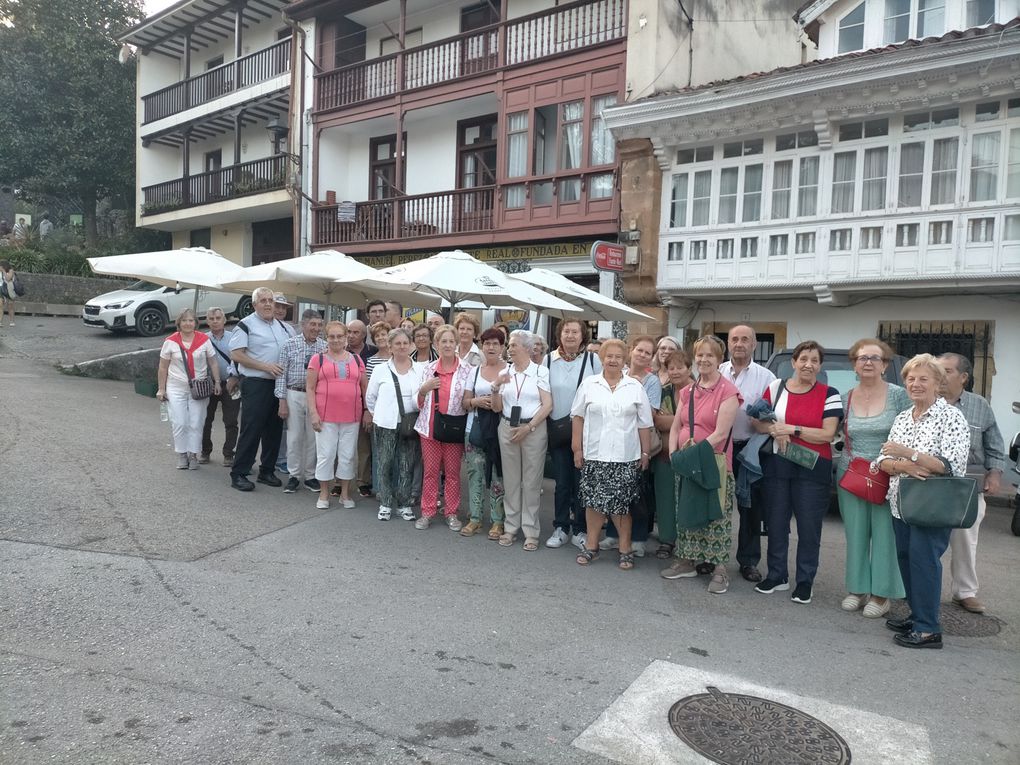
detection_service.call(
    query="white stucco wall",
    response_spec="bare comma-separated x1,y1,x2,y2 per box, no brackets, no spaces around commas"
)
404,116,458,196
671,295,1020,429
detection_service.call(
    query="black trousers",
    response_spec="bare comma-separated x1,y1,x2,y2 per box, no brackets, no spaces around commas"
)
732,439,766,568
202,389,240,458
231,377,282,479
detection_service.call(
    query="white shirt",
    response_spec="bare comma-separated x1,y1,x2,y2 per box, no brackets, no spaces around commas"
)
570,374,653,463
160,336,217,391
365,359,424,430
466,364,501,431
458,343,482,367
500,361,550,420
720,359,776,441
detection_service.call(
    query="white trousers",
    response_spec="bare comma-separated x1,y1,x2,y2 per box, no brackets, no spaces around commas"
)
949,492,986,599
286,390,317,480
167,384,206,455
315,421,359,481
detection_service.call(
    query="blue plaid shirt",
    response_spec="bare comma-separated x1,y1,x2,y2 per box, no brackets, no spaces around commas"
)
275,334,327,399
948,391,1005,473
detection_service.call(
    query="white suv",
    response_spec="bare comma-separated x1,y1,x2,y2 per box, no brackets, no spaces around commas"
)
82,280,253,337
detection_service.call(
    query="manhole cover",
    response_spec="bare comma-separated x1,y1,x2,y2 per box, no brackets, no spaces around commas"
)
668,686,851,765
889,602,1004,637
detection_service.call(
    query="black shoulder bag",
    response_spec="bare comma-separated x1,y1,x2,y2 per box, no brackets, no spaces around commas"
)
390,365,419,440
431,370,467,444
546,352,590,449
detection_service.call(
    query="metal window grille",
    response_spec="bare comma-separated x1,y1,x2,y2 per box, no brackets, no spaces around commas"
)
878,320,993,397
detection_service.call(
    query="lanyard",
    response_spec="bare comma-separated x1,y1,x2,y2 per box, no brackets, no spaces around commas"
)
513,370,528,400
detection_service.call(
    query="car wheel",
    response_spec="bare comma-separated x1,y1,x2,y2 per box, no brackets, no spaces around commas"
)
235,295,253,319
135,306,168,337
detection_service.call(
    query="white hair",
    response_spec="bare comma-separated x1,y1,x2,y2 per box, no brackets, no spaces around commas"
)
509,329,536,352
252,286,274,302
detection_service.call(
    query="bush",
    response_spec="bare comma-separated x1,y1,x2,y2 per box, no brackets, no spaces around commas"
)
2,226,171,277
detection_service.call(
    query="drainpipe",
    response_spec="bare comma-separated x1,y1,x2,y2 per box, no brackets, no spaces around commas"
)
281,8,307,260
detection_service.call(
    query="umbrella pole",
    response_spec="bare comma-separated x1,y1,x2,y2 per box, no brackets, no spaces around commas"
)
192,287,199,315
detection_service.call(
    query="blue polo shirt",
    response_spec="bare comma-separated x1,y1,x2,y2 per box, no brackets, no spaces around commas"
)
228,314,291,379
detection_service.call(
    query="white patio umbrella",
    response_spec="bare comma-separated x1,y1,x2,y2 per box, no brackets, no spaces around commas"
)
87,246,247,312
216,250,440,311
361,250,578,313
511,267,654,322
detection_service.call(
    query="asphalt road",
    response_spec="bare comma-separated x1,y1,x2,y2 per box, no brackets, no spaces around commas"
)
2,321,1018,764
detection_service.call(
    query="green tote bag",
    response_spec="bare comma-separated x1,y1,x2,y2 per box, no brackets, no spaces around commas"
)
897,476,979,529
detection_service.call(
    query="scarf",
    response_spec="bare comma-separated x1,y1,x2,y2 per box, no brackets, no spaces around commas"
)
169,331,209,377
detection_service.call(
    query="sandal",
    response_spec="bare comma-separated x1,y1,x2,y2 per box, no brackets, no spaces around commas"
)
523,538,539,552
655,543,675,560
487,523,504,540
498,533,516,547
619,552,635,571
576,548,599,566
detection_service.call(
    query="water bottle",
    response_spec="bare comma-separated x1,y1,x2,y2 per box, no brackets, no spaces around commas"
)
160,400,170,422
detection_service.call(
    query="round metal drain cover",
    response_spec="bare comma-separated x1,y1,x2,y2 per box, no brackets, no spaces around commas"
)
889,603,1004,637
668,686,851,765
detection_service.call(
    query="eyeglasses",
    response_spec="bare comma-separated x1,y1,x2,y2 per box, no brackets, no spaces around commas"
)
854,355,885,364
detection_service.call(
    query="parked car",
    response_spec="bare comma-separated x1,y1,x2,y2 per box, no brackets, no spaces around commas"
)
82,280,253,337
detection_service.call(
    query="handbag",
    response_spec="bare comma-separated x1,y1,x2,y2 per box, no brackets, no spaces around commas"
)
432,380,467,444
390,367,418,440
898,475,979,529
176,340,213,400
12,274,25,297
546,352,591,449
837,390,890,504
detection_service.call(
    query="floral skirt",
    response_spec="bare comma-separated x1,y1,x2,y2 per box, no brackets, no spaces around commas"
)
580,460,641,516
676,471,735,565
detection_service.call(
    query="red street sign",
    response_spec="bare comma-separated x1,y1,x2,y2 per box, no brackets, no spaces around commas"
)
591,240,625,272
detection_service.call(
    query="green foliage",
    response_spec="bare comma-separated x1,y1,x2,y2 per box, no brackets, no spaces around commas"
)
3,226,170,277
0,0,145,242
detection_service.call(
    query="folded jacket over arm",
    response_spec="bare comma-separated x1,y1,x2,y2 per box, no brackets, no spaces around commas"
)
670,440,723,530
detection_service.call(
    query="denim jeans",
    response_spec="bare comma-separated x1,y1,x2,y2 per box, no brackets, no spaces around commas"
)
732,439,766,568
549,444,583,535
893,518,952,634
761,455,831,586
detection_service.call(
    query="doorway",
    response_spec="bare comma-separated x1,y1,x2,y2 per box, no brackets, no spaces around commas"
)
460,1,499,75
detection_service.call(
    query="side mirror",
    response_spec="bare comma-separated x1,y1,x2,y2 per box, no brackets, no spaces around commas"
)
1009,432,1019,465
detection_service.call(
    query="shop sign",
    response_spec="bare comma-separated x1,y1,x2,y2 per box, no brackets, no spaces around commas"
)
591,241,625,272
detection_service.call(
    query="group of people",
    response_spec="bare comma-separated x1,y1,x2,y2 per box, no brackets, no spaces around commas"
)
156,291,1005,650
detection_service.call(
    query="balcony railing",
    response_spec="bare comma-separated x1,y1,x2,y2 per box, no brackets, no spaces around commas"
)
141,154,289,215
313,187,496,246
143,38,292,123
315,0,625,111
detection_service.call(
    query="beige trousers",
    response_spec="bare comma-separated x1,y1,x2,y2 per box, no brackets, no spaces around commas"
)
499,419,548,540
949,492,986,599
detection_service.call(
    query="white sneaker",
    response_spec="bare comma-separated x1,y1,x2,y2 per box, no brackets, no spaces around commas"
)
598,536,619,551
571,532,587,550
341,498,356,509
545,528,569,548
398,507,416,521
315,498,330,509
632,541,646,558
377,506,392,521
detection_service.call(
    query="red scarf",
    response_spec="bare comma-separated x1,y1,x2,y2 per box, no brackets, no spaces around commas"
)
168,331,209,377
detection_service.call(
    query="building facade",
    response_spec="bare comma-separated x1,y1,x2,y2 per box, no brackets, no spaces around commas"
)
120,0,296,268
606,2,1020,425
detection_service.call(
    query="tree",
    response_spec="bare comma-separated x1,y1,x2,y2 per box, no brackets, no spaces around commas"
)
0,0,144,245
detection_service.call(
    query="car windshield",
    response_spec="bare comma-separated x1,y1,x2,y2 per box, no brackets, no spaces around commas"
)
126,280,162,291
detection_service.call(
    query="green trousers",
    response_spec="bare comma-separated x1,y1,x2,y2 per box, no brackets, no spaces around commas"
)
651,456,678,544
464,444,505,524
836,478,906,599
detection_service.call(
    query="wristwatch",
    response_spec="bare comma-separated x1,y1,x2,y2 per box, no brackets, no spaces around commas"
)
910,451,919,462
793,427,802,437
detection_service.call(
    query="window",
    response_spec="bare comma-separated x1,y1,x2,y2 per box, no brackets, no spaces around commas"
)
861,226,883,249
692,171,711,225
740,237,758,258
918,0,945,37
862,148,888,210
1009,98,1020,118
885,0,944,42
798,157,819,216
670,175,688,228
677,146,714,164
559,101,584,201
1004,214,1020,240
968,218,994,242
671,171,710,227
903,107,959,132
590,95,617,166
898,143,925,207
719,168,738,224
831,152,856,213
723,139,763,158
930,137,959,204
742,164,763,222
969,132,1000,201
830,228,852,251
884,0,911,43
505,112,528,208
690,240,708,261
1007,128,1020,198
839,118,890,142
590,173,615,199
795,232,816,254
772,160,793,219
667,241,684,261
929,221,953,244
896,223,919,246
967,0,996,25
769,234,789,257
717,239,734,259
975,101,1000,122
838,3,866,53
776,131,818,151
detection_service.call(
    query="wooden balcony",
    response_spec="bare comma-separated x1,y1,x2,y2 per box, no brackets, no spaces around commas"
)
142,38,291,123
314,0,625,113
141,154,289,216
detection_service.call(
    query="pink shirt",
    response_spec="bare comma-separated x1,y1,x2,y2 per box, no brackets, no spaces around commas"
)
309,351,364,423
675,377,742,471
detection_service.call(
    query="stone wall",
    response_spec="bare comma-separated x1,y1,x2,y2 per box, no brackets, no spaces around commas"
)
16,273,134,306
63,347,161,383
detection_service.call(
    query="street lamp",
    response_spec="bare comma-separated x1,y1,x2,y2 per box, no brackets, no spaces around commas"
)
266,118,289,155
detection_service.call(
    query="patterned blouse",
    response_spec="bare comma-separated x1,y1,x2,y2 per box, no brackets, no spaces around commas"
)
884,396,970,518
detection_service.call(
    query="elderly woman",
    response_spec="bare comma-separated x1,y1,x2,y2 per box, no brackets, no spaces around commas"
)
878,354,969,649
492,330,553,551
364,321,393,380
838,339,910,618
652,349,693,559
157,308,222,470
365,327,423,522
461,327,509,539
453,312,482,366
662,336,741,593
414,324,473,530
309,321,367,510
754,341,843,604
653,335,682,387
572,339,652,570
530,334,548,365
545,319,601,549
412,323,439,363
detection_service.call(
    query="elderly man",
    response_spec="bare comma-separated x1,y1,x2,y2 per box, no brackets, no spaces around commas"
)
273,293,297,336
228,288,291,491
200,307,240,466
720,324,776,582
347,319,376,363
939,353,1005,614
384,301,403,328
366,300,386,324
426,312,444,334
276,309,327,493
